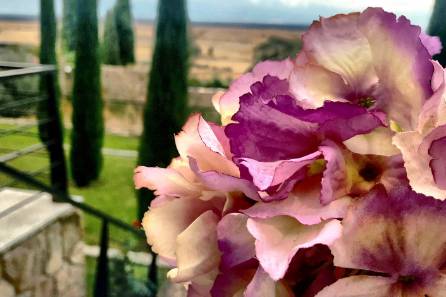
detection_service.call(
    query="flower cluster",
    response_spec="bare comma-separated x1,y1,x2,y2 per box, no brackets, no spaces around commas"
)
135,7,446,297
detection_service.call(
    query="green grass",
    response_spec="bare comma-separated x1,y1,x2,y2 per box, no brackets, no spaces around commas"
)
0,122,141,247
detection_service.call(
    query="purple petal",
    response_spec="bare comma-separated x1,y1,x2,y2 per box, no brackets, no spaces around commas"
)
217,213,256,271
428,133,446,189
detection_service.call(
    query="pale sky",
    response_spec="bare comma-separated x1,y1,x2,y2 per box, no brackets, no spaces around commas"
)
0,0,436,28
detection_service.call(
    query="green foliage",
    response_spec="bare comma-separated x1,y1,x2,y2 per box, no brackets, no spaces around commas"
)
102,8,121,65
252,35,302,66
109,257,156,297
429,0,446,66
137,0,189,219
62,0,77,52
115,0,135,64
70,0,104,187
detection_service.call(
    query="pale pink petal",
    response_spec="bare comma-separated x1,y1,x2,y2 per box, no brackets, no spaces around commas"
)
300,12,376,91
217,213,256,270
168,210,221,282
175,114,239,177
289,64,349,107
358,8,434,130
315,276,396,297
343,127,399,156
244,267,293,297
247,216,342,280
393,131,446,200
142,198,221,262
134,166,201,198
238,152,321,191
244,179,351,225
187,269,219,297
419,32,442,56
218,59,295,125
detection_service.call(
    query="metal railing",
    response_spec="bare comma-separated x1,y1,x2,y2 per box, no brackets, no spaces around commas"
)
0,62,157,297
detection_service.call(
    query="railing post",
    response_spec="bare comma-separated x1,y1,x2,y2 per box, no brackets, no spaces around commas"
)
149,251,158,289
94,219,109,297
38,71,68,201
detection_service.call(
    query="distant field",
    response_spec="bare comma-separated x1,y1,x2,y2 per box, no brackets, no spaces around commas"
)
0,19,303,81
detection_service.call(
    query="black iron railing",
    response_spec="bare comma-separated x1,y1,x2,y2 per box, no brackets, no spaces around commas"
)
0,62,157,297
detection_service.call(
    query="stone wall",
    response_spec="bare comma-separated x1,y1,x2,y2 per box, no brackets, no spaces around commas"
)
0,188,85,297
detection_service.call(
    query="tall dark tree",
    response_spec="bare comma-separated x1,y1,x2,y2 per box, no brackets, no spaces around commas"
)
429,0,446,66
115,0,135,64
62,0,77,51
137,0,189,219
102,8,121,65
39,0,68,196
71,0,104,187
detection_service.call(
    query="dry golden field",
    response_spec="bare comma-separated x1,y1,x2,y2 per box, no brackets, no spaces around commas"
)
0,19,302,81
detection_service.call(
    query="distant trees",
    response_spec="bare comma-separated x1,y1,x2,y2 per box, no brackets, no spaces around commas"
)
102,0,135,65
429,0,446,66
62,0,77,52
71,0,104,187
102,8,121,65
137,0,189,219
252,36,302,66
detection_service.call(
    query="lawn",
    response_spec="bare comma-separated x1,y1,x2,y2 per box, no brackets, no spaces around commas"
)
0,123,142,246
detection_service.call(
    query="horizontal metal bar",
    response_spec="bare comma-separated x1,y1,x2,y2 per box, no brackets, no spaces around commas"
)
0,162,145,237
0,61,50,69
0,65,56,80
0,96,46,112
0,143,47,163
0,119,53,138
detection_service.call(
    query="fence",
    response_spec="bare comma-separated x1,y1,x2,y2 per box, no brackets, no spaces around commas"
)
0,62,157,297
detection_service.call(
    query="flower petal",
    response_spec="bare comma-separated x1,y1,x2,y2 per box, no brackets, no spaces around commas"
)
244,267,293,297
330,186,446,275
134,166,201,198
315,276,395,297
247,216,342,280
218,59,295,125
167,210,221,282
217,213,256,271
343,127,399,156
244,177,351,225
142,197,220,262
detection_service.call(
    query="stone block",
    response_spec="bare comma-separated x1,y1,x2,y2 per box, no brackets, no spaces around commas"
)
0,279,15,297
61,215,82,261
45,222,63,275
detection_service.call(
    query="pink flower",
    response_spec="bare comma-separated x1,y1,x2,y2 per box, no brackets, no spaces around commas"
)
317,185,446,297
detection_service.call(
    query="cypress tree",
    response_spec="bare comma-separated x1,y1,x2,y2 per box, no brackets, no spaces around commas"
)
62,0,77,52
137,0,189,219
39,0,58,143
429,0,446,66
71,0,104,187
115,0,135,64
102,8,121,65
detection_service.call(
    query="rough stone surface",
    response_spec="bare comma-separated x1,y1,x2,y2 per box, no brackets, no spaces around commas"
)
0,189,85,297
0,279,15,297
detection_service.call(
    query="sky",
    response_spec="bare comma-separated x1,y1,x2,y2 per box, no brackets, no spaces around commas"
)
0,0,435,28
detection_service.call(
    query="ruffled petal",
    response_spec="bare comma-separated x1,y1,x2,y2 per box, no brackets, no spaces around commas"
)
289,64,349,107
419,32,442,56
244,267,293,297
244,177,351,225
330,186,446,275
393,130,446,200
175,114,239,177
142,197,221,262
217,213,256,270
358,8,434,130
343,127,399,157
189,158,261,201
134,166,201,198
167,210,221,282
217,59,295,125
247,216,342,280
315,276,395,297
